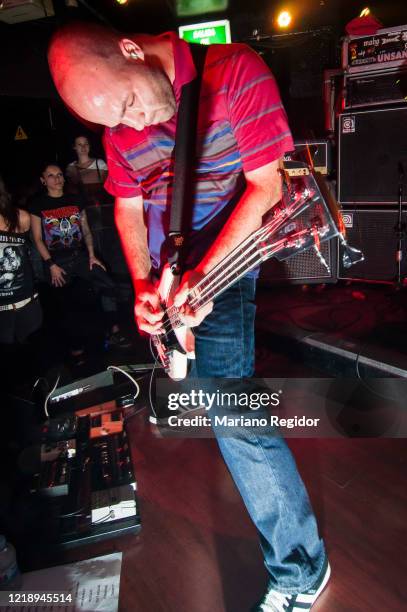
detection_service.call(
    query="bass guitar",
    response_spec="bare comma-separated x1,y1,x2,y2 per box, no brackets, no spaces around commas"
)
152,162,363,380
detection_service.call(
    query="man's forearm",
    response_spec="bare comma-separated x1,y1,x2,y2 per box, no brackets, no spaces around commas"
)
114,196,152,288
196,175,282,275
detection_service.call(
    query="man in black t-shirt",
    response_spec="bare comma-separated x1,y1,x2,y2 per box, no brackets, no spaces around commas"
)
30,164,129,355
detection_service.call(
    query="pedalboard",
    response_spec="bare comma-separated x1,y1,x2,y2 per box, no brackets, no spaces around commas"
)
29,402,140,547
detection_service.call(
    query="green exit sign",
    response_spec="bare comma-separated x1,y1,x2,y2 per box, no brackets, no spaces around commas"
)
178,19,231,45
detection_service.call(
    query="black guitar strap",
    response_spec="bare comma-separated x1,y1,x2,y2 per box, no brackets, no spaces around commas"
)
167,43,209,275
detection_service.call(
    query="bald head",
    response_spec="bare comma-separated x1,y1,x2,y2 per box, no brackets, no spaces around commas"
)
48,22,176,130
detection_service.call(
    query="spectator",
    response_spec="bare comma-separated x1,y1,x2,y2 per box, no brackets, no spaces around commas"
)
29,163,129,363
0,175,42,345
66,135,128,287
65,135,109,207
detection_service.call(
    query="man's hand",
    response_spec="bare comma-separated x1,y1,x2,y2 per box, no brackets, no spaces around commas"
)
173,270,213,328
50,264,67,287
89,255,106,271
134,279,164,334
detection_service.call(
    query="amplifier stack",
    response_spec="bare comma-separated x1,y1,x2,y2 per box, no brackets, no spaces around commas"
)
337,24,407,282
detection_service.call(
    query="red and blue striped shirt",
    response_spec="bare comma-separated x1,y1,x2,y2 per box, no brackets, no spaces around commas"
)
104,32,294,271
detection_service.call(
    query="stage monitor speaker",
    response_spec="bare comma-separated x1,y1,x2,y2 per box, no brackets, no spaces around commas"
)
284,140,332,175
259,238,337,285
338,106,407,205
338,207,407,281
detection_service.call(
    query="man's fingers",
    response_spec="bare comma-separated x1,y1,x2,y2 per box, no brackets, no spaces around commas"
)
91,260,107,271
138,319,165,334
173,284,188,307
178,300,213,327
135,299,165,335
135,303,164,324
138,290,161,311
136,308,165,333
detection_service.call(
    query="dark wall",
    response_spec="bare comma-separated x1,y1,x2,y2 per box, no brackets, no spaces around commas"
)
0,96,103,204
1,0,407,198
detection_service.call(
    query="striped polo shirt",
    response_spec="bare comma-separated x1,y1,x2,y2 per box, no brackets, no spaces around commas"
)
104,32,294,272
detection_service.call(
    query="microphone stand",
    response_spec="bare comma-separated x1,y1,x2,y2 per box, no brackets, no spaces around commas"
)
395,162,406,287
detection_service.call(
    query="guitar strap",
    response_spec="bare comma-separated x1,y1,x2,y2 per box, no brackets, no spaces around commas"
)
167,43,209,275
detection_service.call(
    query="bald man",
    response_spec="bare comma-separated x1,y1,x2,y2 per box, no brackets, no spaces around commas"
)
48,23,330,610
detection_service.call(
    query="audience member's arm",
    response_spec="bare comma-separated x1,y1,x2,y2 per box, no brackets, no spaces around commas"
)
30,214,66,287
97,160,108,183
99,169,108,182
30,214,53,262
18,209,31,233
80,210,106,270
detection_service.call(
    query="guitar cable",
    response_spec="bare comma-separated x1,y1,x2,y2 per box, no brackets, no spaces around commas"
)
107,365,140,402
148,337,160,421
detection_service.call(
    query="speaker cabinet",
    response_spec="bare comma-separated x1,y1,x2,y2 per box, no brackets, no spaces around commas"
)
338,106,407,205
284,140,332,175
260,238,337,285
338,207,407,281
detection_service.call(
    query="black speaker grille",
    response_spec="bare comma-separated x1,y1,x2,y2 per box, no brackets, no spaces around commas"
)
260,239,336,284
338,107,407,205
339,208,407,280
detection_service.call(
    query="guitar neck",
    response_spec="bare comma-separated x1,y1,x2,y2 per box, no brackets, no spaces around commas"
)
186,230,270,312
162,167,340,331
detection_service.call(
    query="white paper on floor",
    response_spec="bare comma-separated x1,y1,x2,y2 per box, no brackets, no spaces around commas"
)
14,552,122,611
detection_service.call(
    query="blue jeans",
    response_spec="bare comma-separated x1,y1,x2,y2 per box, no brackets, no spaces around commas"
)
190,277,326,593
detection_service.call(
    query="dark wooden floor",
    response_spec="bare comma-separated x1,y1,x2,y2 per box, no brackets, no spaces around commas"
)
64,410,407,612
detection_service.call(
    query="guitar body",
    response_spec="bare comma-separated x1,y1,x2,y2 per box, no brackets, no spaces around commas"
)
154,264,196,381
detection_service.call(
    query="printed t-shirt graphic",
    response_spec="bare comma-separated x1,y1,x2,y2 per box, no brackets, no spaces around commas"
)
0,236,24,295
0,231,34,303
30,194,85,253
41,205,83,250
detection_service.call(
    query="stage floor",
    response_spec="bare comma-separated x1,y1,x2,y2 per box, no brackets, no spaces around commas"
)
5,280,406,611
56,409,406,612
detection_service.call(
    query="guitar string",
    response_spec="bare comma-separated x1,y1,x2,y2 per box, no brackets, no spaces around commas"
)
159,210,288,329
158,236,286,335
157,214,312,334
158,222,323,338
183,194,315,310
158,239,262,334
186,231,308,311
156,193,316,336
152,178,336,366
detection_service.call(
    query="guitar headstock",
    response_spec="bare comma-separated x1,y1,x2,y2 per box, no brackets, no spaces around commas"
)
256,162,340,262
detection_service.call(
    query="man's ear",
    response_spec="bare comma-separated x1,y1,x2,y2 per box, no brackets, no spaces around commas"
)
119,38,145,62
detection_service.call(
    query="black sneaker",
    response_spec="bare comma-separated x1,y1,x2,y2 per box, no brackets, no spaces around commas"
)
254,558,331,612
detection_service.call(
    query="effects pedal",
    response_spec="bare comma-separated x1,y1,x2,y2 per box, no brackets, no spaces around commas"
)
90,410,123,439
42,414,78,441
40,439,76,462
31,459,71,497
90,430,134,490
91,483,137,523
